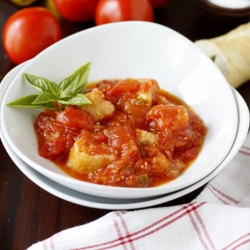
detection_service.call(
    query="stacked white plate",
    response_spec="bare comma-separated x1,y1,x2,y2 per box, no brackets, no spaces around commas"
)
0,22,249,209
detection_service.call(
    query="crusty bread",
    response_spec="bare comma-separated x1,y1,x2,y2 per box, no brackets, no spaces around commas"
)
67,137,116,174
195,22,250,88
81,88,115,122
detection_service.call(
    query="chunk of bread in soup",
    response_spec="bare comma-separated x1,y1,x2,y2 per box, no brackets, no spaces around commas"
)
80,88,115,122
67,137,116,174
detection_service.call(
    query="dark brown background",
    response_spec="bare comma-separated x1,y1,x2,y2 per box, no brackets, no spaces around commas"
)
1,0,250,249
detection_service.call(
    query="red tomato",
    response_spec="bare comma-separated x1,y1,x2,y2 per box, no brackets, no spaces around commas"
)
149,0,169,8
53,0,99,22
95,0,154,25
56,107,94,131
124,103,150,127
39,137,67,158
3,7,62,65
104,125,136,150
107,79,139,103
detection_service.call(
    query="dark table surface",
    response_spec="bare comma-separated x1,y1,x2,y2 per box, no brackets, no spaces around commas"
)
1,0,250,249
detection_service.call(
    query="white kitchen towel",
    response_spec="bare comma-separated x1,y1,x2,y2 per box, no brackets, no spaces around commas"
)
28,133,250,250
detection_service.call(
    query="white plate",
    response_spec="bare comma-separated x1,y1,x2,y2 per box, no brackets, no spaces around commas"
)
1,22,238,199
0,62,248,210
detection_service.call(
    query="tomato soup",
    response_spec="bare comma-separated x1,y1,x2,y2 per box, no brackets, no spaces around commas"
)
34,78,207,188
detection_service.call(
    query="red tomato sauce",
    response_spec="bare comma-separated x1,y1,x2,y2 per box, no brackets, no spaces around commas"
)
34,78,207,188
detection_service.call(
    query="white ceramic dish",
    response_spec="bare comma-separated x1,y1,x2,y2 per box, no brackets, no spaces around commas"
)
1,21,238,199
207,0,250,9
0,62,249,210
193,0,250,24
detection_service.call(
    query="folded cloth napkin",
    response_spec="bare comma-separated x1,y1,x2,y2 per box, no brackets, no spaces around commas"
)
28,133,250,250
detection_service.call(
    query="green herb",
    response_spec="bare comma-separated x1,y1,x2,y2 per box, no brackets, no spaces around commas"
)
7,62,92,111
140,141,149,147
139,141,149,157
138,174,148,186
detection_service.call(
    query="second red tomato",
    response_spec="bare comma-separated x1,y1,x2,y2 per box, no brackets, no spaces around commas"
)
53,0,99,22
95,0,154,25
3,7,62,65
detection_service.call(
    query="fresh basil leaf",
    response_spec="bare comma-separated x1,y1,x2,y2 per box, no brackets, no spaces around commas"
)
8,62,92,111
70,62,91,94
24,73,58,95
58,94,92,105
58,74,80,98
48,81,59,97
58,62,91,98
32,92,57,104
7,95,56,109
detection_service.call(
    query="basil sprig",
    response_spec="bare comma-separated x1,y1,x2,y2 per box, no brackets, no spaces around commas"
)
7,62,92,110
